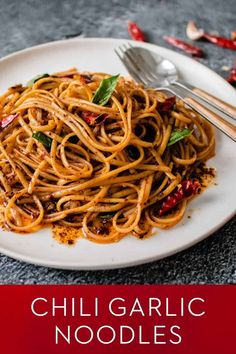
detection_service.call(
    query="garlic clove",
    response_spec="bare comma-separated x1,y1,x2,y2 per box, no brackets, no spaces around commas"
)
186,21,204,41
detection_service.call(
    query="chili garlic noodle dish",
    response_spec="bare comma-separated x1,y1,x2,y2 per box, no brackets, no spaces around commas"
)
0,68,215,245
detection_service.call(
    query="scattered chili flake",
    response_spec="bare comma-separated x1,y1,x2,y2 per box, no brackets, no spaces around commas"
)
158,96,176,113
52,224,80,245
128,21,145,41
163,36,204,57
0,113,19,129
97,226,110,235
81,111,109,125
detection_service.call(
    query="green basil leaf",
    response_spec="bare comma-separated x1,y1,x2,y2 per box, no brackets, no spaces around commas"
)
32,132,52,148
92,74,119,106
27,73,50,87
168,128,193,146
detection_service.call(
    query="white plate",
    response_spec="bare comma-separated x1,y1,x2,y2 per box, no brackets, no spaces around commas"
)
0,38,235,270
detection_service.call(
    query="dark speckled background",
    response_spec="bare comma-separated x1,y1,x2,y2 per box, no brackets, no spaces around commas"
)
0,0,235,284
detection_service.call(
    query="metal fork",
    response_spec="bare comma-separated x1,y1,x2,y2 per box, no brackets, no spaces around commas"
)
115,43,236,142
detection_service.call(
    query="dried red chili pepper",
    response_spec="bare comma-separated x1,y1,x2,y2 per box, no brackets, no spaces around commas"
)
81,111,108,125
158,180,200,216
186,21,236,50
203,34,236,50
128,21,145,42
158,96,176,113
226,60,236,84
0,113,19,129
163,36,204,57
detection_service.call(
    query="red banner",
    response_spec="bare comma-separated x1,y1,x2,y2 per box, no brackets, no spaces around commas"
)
0,285,235,353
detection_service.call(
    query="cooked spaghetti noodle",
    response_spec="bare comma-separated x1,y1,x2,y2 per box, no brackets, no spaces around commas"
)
0,69,215,243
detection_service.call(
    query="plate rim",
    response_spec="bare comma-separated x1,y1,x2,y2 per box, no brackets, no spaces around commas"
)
1,36,235,99
0,213,235,270
0,37,235,270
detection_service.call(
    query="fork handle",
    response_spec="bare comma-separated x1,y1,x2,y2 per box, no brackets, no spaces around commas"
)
159,85,236,142
173,81,236,121
192,88,236,119
184,97,236,142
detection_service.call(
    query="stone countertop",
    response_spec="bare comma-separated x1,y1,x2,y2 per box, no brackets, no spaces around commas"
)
0,0,235,284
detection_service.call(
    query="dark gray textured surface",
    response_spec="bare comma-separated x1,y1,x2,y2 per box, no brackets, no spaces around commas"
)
0,0,235,284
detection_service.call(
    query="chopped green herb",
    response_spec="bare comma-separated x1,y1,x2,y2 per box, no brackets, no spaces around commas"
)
168,128,193,146
32,132,52,148
92,74,119,106
99,211,116,219
27,73,50,87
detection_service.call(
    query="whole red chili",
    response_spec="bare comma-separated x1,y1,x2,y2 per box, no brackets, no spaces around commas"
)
186,21,236,50
163,36,204,57
203,33,236,50
128,21,145,41
158,180,200,216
